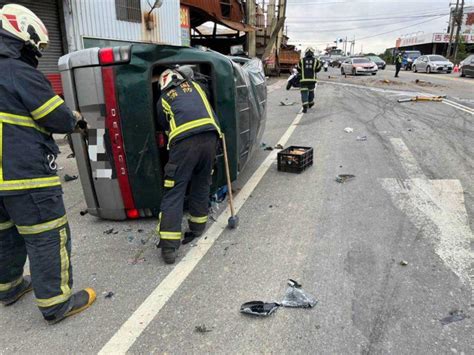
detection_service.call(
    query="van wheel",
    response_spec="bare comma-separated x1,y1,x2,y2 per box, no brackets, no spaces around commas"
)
426,66,431,74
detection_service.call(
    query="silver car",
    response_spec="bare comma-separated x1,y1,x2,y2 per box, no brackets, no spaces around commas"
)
412,55,454,74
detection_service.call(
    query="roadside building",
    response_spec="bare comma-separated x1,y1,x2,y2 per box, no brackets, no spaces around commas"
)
394,32,474,56
0,0,181,94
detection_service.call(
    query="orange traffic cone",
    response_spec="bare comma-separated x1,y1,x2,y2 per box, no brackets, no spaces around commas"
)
453,64,459,73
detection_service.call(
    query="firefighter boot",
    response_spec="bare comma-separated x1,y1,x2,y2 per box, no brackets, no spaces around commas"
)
45,288,96,325
161,248,177,264
0,276,33,306
302,105,308,113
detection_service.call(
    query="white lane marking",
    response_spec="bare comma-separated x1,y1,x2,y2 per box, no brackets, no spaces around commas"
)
98,112,305,354
443,99,474,115
380,178,473,286
389,138,425,178
321,80,474,116
381,138,473,287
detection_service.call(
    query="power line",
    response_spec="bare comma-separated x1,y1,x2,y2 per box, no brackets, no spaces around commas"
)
354,15,447,41
285,12,449,23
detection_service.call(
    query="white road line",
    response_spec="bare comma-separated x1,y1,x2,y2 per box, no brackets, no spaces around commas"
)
389,138,425,178
321,80,474,116
442,99,474,115
381,137,473,287
98,112,305,355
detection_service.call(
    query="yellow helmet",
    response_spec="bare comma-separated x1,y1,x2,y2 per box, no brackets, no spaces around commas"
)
0,4,49,56
159,69,184,91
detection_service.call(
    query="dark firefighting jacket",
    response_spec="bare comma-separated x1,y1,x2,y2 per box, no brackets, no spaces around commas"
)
0,35,75,194
297,55,322,83
156,79,221,147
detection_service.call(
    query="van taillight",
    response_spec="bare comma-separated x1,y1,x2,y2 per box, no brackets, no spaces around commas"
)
99,46,131,65
101,66,137,217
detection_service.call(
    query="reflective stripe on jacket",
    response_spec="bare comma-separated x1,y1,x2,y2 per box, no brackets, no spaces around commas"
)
156,80,221,148
0,57,76,193
297,56,321,83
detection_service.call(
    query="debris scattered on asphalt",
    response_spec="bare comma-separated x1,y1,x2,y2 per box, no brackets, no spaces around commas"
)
336,174,356,183
356,135,367,141
408,129,413,132
264,146,274,151
399,260,409,266
414,79,440,87
127,235,134,243
137,229,144,233
103,291,114,299
344,127,354,133
195,324,213,333
274,144,284,149
80,210,88,216
440,310,466,325
380,79,392,84
240,301,280,317
103,228,117,235
127,257,145,265
281,279,318,308
398,95,445,103
279,101,296,106
67,153,75,159
64,174,78,182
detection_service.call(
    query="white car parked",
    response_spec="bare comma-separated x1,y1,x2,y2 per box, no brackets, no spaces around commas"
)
412,55,454,74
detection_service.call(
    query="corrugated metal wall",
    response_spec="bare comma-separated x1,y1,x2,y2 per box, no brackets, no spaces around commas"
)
64,0,180,51
0,0,63,74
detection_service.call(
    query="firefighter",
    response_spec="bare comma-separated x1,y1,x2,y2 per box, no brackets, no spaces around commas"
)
155,68,221,264
297,47,322,113
395,52,403,78
0,4,95,324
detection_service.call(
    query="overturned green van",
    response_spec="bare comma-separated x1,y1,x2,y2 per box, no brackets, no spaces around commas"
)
59,44,267,220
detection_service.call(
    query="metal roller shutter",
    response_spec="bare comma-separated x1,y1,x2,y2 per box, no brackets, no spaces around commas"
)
0,0,64,93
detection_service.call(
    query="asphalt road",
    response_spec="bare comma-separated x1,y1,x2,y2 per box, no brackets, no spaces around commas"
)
1,68,472,354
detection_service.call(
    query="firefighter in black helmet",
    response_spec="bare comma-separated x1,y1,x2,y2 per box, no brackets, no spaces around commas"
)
0,3,95,324
155,68,221,264
297,47,322,113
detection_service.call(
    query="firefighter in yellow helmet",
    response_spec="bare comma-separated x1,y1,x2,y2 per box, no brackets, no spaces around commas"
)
297,47,322,113
0,4,95,324
155,68,221,264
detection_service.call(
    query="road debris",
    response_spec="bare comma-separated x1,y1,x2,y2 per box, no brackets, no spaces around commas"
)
397,95,446,103
344,127,354,133
127,257,145,265
279,101,296,106
103,228,117,235
281,279,318,308
103,291,114,299
274,144,284,149
336,174,356,183
356,135,367,141
240,301,280,317
80,210,88,216
195,325,213,333
64,174,78,182
399,260,409,266
264,146,274,151
440,310,467,325
413,79,439,87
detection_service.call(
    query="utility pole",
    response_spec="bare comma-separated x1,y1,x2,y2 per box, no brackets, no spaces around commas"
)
246,0,256,57
447,0,459,57
453,0,465,62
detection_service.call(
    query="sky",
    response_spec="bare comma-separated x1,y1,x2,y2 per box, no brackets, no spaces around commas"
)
283,0,474,54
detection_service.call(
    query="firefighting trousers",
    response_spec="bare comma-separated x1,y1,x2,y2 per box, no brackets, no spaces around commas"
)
157,132,218,249
0,189,73,318
300,82,316,108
